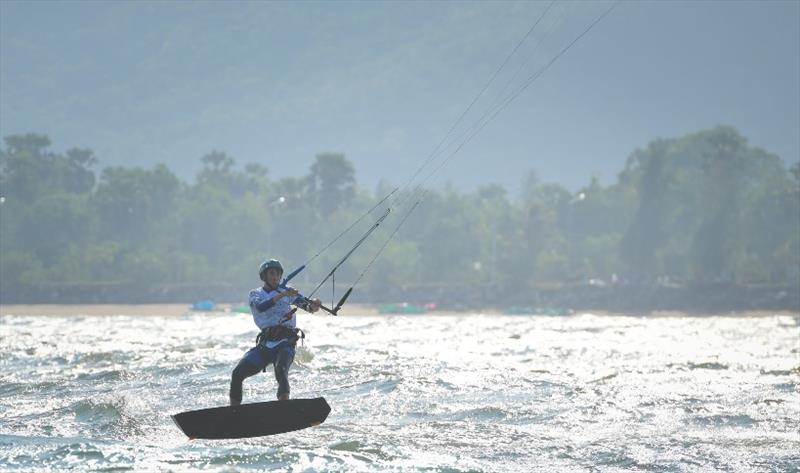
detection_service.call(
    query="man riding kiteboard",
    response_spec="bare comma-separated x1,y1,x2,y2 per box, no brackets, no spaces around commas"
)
229,259,321,404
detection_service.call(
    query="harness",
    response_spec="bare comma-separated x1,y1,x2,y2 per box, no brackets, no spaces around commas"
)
253,325,305,373
255,325,305,347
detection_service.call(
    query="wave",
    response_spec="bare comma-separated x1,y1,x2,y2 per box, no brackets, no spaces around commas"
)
72,350,132,365
75,369,133,383
589,372,618,383
666,361,730,371
692,414,757,427
0,435,114,470
759,367,800,376
754,399,785,405
446,406,508,422
64,396,147,439
687,361,729,370
329,439,361,451
315,377,402,396
773,382,797,392
0,380,67,397
71,399,124,424
0,433,106,446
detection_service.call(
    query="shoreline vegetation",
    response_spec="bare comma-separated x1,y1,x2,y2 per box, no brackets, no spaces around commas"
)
1,304,797,318
2,280,797,312
2,128,798,310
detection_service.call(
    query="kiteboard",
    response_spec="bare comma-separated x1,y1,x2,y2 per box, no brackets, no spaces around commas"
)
171,397,331,439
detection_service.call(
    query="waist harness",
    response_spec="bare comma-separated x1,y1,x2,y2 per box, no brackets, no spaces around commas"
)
255,325,305,347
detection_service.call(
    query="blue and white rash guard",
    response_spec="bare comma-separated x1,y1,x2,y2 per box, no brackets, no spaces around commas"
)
248,286,308,348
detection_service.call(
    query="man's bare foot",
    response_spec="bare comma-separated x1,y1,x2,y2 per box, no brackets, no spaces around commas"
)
278,394,289,401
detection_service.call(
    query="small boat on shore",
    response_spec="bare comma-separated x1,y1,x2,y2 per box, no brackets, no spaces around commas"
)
190,300,216,311
377,303,427,314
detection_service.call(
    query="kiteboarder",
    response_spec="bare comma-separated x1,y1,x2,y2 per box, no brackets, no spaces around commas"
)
230,259,321,405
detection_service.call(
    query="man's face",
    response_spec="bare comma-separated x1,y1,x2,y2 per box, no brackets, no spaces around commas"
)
265,268,282,286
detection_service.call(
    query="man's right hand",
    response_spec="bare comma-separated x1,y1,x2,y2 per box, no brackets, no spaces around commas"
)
272,287,298,303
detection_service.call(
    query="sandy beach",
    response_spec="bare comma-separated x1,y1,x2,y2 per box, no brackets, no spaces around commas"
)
0,303,382,317
0,304,191,317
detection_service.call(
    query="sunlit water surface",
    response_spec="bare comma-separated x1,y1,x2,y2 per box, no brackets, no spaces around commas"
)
1,311,798,472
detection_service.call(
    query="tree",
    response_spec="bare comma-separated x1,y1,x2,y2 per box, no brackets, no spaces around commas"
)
0,133,95,201
619,138,673,277
14,192,91,265
307,152,355,216
619,126,796,283
92,164,179,242
196,151,268,198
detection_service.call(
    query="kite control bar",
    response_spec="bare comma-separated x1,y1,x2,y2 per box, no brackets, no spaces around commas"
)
275,263,353,316
299,287,351,316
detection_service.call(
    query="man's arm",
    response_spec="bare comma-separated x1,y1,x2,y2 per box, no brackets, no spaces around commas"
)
251,288,299,312
253,298,277,312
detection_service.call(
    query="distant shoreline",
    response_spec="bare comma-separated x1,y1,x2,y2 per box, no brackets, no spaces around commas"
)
1,304,797,318
4,282,797,313
0,303,377,317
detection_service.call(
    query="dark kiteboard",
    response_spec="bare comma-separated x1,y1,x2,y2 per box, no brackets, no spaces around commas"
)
171,397,331,439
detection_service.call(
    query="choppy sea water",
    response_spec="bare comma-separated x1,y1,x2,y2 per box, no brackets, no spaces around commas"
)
1,310,798,472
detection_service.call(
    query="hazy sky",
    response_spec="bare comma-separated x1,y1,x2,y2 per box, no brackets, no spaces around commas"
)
1,0,798,193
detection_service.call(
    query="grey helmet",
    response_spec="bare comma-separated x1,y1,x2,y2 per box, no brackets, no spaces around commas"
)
259,259,284,281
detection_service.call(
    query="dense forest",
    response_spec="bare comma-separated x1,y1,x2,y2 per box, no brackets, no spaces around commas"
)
1,126,798,305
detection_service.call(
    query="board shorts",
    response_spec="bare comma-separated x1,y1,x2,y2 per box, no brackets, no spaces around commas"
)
242,341,296,370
